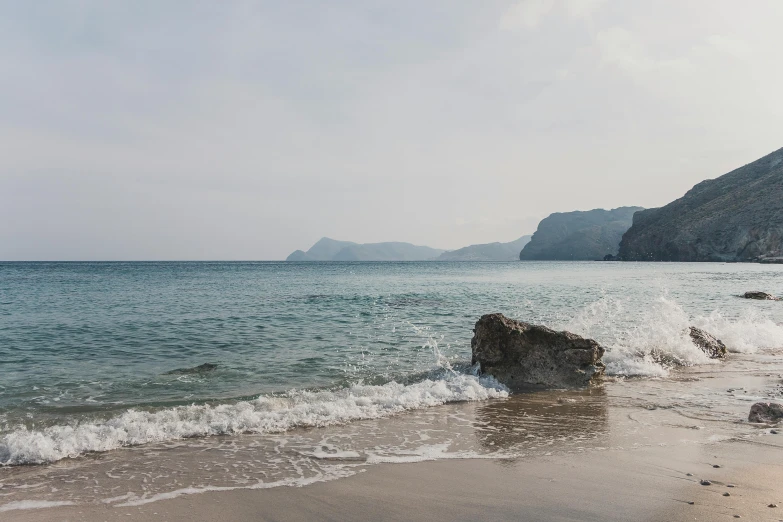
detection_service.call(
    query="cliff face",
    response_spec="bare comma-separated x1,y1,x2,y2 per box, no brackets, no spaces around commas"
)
519,207,643,261
436,236,531,261
619,147,783,261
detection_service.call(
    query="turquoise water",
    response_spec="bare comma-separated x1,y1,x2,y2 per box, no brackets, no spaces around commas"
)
1,261,782,465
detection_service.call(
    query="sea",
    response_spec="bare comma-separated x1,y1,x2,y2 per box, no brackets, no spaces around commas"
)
1,261,782,512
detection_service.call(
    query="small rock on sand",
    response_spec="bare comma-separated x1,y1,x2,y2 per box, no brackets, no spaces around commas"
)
723,492,731,497
713,464,721,468
700,480,712,486
749,402,783,423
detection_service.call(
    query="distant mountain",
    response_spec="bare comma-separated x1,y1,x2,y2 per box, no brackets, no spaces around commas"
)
436,236,532,261
286,238,445,261
520,207,643,261
619,147,783,261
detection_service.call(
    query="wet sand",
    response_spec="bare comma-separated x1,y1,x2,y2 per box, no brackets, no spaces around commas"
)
7,436,783,522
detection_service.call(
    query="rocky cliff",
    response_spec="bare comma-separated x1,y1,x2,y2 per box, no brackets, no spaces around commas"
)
619,147,783,261
436,236,531,261
519,207,643,261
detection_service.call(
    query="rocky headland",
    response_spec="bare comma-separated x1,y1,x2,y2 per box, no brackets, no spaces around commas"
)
519,207,643,261
619,146,783,261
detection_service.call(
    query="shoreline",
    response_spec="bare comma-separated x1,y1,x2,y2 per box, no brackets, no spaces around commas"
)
3,349,783,521
6,437,783,522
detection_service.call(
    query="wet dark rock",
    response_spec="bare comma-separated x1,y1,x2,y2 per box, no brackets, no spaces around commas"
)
165,363,219,375
748,402,783,423
471,314,605,389
700,480,712,486
769,504,778,508
689,327,727,359
713,464,722,468
724,492,731,497
742,291,781,301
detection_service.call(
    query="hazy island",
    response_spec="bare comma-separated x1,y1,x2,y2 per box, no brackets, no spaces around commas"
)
286,236,533,262
286,238,445,261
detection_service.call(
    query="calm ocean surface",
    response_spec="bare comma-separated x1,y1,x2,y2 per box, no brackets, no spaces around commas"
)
1,261,782,466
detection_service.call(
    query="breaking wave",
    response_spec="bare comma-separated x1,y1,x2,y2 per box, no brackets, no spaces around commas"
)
562,295,783,377
0,373,507,466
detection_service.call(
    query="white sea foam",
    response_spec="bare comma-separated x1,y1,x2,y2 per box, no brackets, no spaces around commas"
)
693,309,783,353
563,295,783,377
365,444,511,464
0,500,75,512
115,473,355,507
0,374,507,466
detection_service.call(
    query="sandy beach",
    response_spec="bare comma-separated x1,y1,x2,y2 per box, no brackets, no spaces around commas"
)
6,435,783,522
4,347,783,522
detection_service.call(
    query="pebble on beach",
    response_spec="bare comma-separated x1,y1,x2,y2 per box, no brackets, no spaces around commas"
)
724,493,731,497
700,480,712,486
713,464,721,468
686,473,693,476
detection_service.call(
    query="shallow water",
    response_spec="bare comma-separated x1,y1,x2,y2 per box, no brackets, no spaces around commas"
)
1,261,782,472
1,351,782,511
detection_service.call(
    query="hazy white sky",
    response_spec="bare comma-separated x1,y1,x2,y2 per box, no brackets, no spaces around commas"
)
2,0,782,260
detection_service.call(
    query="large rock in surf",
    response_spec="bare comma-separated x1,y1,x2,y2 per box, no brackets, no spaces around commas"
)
471,314,605,389
688,327,727,359
742,291,780,301
748,402,783,423
618,146,783,262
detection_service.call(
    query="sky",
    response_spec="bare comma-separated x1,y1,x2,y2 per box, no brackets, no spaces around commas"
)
2,0,782,260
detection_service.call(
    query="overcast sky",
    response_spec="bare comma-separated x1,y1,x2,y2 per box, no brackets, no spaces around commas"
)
2,1,782,260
